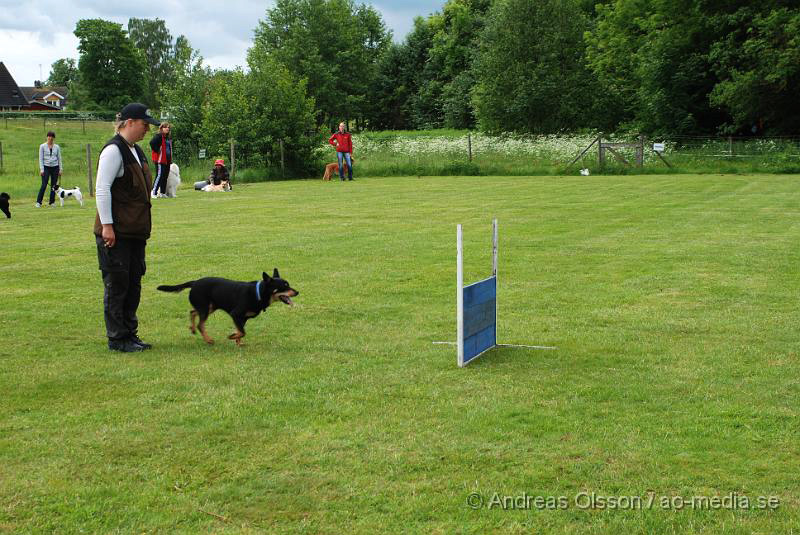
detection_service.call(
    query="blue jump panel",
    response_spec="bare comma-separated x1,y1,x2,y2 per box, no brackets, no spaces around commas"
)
462,276,496,364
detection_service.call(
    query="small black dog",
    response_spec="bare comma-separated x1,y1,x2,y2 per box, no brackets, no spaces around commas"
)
157,269,298,345
0,192,10,219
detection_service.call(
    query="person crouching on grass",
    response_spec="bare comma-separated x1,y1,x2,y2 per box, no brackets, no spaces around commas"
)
94,103,160,353
149,122,172,198
328,122,354,181
209,159,231,189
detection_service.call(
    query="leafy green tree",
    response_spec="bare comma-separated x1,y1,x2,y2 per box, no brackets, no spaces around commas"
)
199,53,319,175
159,40,208,160
128,18,174,108
394,16,436,129
583,0,647,130
365,43,413,129
709,6,800,134
250,0,391,129
46,58,78,87
171,35,195,75
422,0,490,129
472,0,596,133
74,19,147,110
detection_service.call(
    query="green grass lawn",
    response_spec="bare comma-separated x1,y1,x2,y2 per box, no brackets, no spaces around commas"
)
1,174,798,534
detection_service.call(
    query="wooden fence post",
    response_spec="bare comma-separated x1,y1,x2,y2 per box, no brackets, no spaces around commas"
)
637,134,644,167
86,144,93,196
280,139,285,178
230,139,236,181
598,135,605,168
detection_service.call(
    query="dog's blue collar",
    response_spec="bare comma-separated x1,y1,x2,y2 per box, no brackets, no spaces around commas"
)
255,280,262,301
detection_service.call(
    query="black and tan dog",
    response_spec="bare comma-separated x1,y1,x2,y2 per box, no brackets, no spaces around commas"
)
157,269,298,346
1,192,10,219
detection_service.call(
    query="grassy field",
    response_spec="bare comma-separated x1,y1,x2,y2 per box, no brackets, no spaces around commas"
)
1,170,799,533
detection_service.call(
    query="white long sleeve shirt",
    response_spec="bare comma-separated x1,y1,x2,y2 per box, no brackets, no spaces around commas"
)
95,143,142,224
39,143,62,171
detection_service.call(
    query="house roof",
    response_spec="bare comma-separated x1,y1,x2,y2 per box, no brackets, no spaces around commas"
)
20,86,68,101
0,62,29,107
28,100,62,110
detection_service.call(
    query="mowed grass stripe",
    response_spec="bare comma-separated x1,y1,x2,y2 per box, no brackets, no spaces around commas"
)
1,174,798,534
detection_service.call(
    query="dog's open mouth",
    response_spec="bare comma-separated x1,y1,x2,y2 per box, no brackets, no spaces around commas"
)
279,295,294,306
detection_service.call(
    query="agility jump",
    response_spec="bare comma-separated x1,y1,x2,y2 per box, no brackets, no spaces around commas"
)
436,219,555,367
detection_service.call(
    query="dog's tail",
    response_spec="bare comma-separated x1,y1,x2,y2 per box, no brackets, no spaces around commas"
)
157,281,195,292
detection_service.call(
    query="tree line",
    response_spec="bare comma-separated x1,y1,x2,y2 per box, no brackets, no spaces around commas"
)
50,0,799,153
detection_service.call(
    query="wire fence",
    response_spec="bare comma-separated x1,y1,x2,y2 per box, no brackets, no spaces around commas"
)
2,116,799,191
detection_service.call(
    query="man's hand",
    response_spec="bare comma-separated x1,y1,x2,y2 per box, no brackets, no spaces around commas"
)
101,224,116,248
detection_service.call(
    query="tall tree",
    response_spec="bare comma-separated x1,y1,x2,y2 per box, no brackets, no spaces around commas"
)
472,0,596,133
585,0,730,135
365,43,413,129
74,19,146,110
250,0,391,128
46,58,78,87
160,37,207,160
709,5,800,134
421,0,490,129
128,18,174,108
199,57,318,175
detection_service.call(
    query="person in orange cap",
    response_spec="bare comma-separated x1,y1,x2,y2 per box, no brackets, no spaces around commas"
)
208,158,231,189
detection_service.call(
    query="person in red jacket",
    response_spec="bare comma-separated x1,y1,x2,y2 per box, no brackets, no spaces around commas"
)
150,122,173,198
328,122,353,181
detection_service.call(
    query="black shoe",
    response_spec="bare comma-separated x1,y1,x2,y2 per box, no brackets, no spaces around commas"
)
108,339,145,352
348,178,353,181
129,335,152,350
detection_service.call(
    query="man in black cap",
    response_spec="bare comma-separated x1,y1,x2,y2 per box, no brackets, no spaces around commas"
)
93,103,160,352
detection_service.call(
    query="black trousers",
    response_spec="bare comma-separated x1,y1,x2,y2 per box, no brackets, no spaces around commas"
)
96,236,147,341
37,166,59,205
151,163,169,195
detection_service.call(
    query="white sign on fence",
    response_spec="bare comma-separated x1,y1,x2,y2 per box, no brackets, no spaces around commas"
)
653,143,665,152
198,149,207,159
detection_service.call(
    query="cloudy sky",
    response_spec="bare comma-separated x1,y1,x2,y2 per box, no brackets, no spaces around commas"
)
0,0,442,86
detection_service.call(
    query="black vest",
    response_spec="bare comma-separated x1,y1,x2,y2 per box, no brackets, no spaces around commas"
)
93,134,153,240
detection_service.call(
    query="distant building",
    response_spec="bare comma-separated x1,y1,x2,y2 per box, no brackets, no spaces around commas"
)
0,62,69,111
0,62,29,110
20,86,69,110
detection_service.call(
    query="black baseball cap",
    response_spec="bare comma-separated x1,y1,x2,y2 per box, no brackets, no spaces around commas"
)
119,103,160,125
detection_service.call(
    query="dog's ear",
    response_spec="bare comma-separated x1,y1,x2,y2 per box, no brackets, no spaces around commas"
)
262,271,272,281
273,268,280,279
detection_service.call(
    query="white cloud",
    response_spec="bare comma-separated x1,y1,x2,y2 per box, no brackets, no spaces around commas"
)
0,30,80,85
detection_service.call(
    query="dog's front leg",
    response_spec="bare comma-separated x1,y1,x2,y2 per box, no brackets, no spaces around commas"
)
228,316,247,346
228,330,245,346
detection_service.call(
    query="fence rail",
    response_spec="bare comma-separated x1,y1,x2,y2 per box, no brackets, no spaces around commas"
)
1,118,799,189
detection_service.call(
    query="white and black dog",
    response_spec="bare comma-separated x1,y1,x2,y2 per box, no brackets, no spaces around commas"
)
55,185,84,207
166,163,181,198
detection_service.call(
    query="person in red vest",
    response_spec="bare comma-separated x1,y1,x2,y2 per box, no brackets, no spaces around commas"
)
149,122,173,198
328,122,354,181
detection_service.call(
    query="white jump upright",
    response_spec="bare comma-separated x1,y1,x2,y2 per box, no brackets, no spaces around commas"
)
446,219,555,367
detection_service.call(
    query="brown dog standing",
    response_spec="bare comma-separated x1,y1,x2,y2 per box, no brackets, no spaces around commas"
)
322,161,352,180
